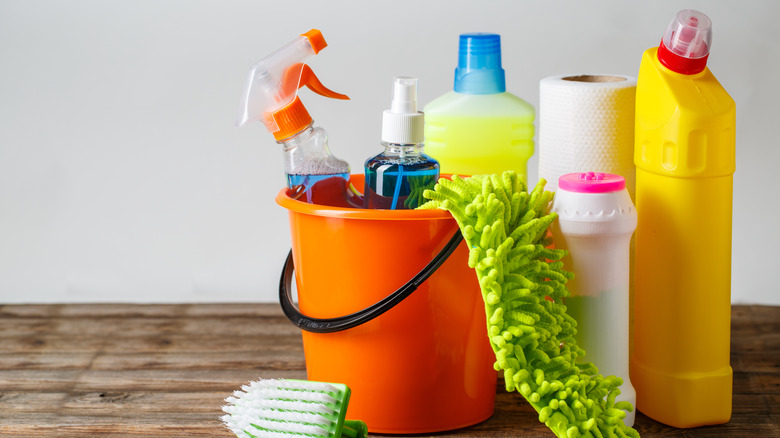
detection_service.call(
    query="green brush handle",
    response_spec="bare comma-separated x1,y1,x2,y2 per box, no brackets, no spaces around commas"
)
340,420,368,438
419,172,639,438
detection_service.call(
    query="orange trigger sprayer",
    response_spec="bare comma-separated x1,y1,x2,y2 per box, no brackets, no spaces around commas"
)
237,29,360,207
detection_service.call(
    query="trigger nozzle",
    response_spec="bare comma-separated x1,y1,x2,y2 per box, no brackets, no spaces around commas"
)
298,64,349,100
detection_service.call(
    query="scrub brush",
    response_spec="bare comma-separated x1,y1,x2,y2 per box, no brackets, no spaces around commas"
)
221,378,368,438
419,171,640,438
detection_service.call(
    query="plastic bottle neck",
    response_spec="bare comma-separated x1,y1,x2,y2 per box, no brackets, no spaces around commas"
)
657,41,709,75
382,142,424,158
453,33,506,94
278,123,315,148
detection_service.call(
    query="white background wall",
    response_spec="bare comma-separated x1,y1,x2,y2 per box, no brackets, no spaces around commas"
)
1,0,778,304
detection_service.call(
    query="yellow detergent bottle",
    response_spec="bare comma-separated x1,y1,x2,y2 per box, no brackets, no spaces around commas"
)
423,33,534,180
631,9,735,428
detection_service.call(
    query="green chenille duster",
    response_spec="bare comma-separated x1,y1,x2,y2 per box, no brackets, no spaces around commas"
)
418,172,639,438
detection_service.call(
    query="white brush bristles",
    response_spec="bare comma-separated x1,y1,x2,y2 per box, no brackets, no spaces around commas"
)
221,378,342,438
222,406,329,426
241,398,334,415
241,387,338,405
250,378,339,393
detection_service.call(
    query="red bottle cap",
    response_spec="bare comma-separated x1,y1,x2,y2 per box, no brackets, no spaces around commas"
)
657,9,712,75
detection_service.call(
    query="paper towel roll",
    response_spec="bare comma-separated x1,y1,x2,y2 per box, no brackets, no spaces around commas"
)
538,74,637,198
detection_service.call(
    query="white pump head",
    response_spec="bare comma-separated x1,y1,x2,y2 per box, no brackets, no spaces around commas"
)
382,77,424,144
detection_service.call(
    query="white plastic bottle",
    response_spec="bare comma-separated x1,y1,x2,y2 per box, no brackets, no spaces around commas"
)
550,172,637,427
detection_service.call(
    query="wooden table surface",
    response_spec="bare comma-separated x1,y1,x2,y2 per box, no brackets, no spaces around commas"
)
0,303,777,437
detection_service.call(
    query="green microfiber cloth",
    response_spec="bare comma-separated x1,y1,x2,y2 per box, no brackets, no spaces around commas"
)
418,171,639,438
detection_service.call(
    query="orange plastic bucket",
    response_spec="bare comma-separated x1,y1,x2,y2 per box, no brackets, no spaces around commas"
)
275,175,496,433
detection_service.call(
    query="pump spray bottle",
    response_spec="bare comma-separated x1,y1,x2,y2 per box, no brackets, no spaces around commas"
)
237,29,361,208
364,77,439,209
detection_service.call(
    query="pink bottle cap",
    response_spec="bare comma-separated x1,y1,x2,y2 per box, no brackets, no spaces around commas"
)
558,172,625,193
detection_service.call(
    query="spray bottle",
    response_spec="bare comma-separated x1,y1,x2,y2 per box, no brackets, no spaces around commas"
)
631,10,735,427
364,77,439,209
423,33,534,180
237,29,360,208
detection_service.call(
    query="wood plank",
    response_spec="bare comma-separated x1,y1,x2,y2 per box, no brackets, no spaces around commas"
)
0,412,232,437
0,392,69,412
0,352,95,370
0,369,83,392
0,316,301,337
741,305,780,325
743,372,780,395
732,352,780,374
0,333,304,354
732,305,780,335
0,303,284,319
0,369,308,392
0,304,65,318
0,391,228,414
0,351,305,371
88,352,306,371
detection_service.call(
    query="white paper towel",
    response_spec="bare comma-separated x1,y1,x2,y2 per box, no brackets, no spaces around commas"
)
538,74,637,198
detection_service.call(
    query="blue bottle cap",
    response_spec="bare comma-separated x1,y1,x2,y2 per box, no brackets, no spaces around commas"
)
454,33,506,95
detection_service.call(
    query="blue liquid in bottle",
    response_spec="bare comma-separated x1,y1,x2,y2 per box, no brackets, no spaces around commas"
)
364,145,439,209
287,172,362,208
281,125,362,208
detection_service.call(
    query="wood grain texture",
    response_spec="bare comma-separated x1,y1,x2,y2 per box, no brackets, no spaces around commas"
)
0,303,777,437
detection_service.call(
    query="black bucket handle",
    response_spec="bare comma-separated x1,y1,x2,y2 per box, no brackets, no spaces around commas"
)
279,230,463,333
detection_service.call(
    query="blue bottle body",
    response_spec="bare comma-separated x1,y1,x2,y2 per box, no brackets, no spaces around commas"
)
364,144,439,210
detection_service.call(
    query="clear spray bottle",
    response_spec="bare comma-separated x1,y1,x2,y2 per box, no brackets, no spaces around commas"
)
237,29,361,208
364,77,439,209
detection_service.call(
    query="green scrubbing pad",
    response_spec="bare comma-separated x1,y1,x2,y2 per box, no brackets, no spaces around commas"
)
419,171,640,438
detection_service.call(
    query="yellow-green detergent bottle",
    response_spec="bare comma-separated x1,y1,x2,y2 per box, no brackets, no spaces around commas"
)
424,33,534,180
631,9,735,428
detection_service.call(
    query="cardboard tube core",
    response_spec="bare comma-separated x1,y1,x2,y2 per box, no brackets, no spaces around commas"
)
562,75,627,83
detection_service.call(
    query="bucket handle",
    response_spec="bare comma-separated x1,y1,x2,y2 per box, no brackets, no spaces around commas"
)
279,230,464,333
